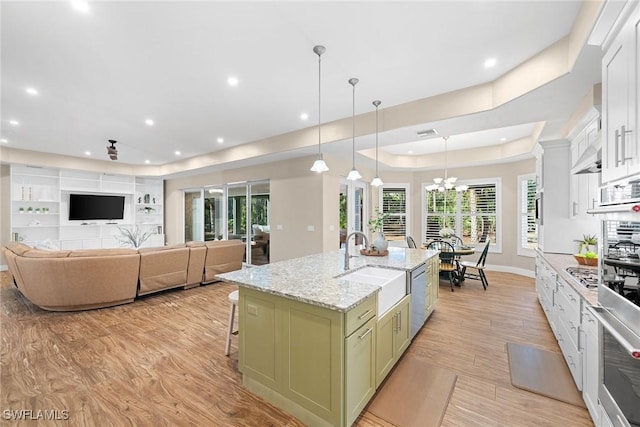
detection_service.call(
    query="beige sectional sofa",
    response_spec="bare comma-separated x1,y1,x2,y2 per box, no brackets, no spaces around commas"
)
3,239,245,311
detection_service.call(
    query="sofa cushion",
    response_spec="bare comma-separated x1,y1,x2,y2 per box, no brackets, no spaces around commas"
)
22,249,71,258
138,243,185,254
5,242,32,256
68,249,138,257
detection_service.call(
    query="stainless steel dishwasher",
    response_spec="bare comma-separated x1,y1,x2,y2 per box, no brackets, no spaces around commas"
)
409,262,427,339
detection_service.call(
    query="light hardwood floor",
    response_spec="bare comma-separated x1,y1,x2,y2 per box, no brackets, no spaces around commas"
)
0,270,593,426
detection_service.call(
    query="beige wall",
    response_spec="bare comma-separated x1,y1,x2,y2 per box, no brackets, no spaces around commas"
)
1,165,10,267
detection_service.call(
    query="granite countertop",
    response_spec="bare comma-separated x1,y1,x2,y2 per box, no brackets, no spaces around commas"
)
537,251,598,306
216,247,439,312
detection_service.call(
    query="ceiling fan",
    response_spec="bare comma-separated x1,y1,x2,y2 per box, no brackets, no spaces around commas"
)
107,140,118,160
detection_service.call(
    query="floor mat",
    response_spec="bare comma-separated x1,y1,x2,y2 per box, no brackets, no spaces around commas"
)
367,353,458,427
506,342,586,408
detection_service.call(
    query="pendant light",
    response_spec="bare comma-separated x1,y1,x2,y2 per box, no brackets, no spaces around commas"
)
371,100,384,187
310,45,329,173
346,78,362,181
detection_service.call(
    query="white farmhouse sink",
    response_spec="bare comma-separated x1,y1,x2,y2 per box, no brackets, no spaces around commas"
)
341,267,406,315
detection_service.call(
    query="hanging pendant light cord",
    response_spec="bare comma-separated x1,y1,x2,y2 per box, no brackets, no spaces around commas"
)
352,82,356,166
317,51,322,155
374,101,380,175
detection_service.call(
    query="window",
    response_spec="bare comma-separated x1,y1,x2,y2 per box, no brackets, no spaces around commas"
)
423,178,500,249
517,174,537,256
379,185,409,241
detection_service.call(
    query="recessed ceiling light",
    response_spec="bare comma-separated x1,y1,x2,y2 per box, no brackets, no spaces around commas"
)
9,120,20,126
408,150,413,155
71,1,90,13
145,119,154,126
484,58,497,68
217,137,224,144
144,159,151,164
25,87,39,96
175,150,181,156
500,137,507,142
84,151,91,156
0,138,8,143
300,113,309,120
227,76,239,86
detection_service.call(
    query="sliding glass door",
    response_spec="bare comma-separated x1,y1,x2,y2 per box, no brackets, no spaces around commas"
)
339,179,367,248
185,181,270,265
184,189,204,242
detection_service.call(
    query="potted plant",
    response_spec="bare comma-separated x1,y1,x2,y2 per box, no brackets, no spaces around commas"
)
579,234,597,254
27,207,33,213
139,206,155,214
35,207,41,214
116,226,152,248
367,207,389,251
18,207,24,214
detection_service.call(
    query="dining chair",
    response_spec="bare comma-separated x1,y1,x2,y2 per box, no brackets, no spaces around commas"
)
406,236,417,248
459,239,490,290
450,235,464,246
426,240,459,291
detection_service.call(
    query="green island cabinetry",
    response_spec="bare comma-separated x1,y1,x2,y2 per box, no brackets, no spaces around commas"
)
375,295,411,387
238,287,378,427
426,255,440,318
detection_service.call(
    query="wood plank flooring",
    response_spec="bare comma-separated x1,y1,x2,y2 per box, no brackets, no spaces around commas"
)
0,270,593,426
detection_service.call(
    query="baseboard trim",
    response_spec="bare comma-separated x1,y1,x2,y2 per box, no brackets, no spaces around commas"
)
485,264,534,279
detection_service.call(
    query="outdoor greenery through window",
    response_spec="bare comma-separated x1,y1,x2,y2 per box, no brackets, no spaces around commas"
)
381,186,408,241
423,180,498,246
519,176,538,252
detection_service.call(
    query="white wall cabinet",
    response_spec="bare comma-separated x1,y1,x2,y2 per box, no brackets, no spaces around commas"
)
601,2,640,184
570,117,601,219
10,165,164,249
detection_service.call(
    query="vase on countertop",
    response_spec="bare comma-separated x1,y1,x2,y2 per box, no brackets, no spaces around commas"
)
373,232,388,252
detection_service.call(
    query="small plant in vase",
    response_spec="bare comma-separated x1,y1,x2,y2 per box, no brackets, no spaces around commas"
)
368,208,389,252
579,234,597,254
27,207,33,213
139,206,155,214
116,226,153,248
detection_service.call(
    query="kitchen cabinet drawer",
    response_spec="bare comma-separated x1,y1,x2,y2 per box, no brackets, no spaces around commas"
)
557,314,583,390
346,295,376,337
555,285,581,347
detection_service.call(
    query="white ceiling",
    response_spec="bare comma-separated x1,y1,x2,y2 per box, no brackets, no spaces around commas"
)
1,1,603,172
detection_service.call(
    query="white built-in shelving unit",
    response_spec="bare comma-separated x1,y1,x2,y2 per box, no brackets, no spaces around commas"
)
10,165,164,249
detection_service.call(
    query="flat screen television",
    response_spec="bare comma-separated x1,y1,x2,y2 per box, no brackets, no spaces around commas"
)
69,194,125,221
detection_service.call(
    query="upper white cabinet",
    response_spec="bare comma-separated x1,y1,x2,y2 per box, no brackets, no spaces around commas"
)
601,1,640,183
570,116,601,218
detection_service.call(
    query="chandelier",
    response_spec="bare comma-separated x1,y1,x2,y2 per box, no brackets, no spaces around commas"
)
426,136,468,192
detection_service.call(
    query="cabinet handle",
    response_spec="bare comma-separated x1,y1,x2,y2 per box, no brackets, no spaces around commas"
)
558,304,564,312
568,320,577,330
398,311,402,331
568,355,575,367
572,201,578,217
568,294,576,302
621,125,633,164
558,333,564,342
615,129,621,166
357,309,372,320
358,327,373,340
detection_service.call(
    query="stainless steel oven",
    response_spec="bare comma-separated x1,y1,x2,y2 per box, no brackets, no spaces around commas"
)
588,287,640,427
588,176,640,426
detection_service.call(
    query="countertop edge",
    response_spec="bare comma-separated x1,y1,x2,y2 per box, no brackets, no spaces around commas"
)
536,250,598,306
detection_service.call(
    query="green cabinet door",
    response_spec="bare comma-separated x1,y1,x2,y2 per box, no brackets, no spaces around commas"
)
395,296,411,355
375,295,411,387
375,305,397,387
345,317,376,427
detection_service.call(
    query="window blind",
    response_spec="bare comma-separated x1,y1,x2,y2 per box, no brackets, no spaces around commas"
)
382,187,407,240
519,178,538,250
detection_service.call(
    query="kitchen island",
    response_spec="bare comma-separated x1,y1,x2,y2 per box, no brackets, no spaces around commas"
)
217,247,439,427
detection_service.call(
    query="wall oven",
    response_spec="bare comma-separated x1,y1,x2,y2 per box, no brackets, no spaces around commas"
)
587,177,640,426
588,287,640,427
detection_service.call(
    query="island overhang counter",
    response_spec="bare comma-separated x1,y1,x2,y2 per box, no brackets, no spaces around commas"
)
217,247,440,427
